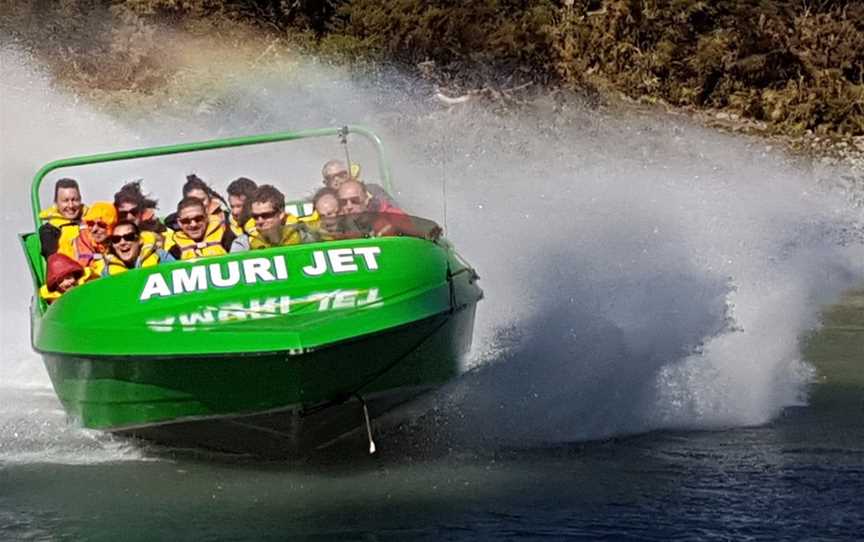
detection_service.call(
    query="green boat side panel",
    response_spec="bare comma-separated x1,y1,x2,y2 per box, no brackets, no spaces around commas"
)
35,237,453,356
20,232,45,290
43,306,477,429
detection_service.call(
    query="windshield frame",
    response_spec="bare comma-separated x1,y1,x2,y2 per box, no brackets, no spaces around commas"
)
29,125,392,231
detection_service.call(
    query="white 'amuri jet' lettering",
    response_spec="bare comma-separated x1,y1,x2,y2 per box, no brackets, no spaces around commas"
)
140,274,171,301
172,266,208,295
302,247,382,276
242,258,276,283
209,261,241,288
139,254,334,301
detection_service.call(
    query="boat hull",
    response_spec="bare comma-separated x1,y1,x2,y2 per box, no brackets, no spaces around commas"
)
41,304,477,456
22,127,485,458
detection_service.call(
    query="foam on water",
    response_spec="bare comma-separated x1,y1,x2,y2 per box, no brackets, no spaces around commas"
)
1,45,862,462
0,48,152,463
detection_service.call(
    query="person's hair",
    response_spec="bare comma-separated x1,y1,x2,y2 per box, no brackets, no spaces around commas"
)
114,180,158,210
182,174,211,198
321,159,346,177
226,177,258,198
249,185,285,213
312,187,339,207
183,174,229,213
112,220,140,236
53,178,80,201
176,196,206,215
114,191,141,209
338,179,367,193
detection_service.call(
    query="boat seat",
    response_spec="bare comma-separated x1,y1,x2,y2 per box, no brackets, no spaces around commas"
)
286,200,316,222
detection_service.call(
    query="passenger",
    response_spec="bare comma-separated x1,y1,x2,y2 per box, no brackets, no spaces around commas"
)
338,180,412,237
321,159,359,191
114,181,168,248
305,187,359,242
114,181,164,230
165,197,232,260
39,253,91,304
226,177,258,236
184,174,228,222
321,159,396,209
91,221,161,277
164,174,228,231
114,185,144,224
231,185,301,252
39,178,86,257
58,202,117,266
314,188,340,220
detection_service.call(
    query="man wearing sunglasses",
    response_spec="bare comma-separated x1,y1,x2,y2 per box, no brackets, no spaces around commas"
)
320,159,395,209
231,185,301,252
321,159,359,191
165,197,233,260
58,201,117,267
91,221,162,277
337,180,416,238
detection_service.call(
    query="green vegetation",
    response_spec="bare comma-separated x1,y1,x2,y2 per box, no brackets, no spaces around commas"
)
1,1,862,138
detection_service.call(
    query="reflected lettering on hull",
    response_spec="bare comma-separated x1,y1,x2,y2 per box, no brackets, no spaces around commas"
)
146,288,382,332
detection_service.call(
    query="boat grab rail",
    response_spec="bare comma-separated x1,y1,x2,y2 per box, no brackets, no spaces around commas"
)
30,125,392,231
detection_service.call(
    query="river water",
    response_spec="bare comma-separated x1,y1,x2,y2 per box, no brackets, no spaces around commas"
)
1,46,863,540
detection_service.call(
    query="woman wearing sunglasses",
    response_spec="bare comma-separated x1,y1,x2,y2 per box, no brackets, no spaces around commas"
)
90,221,162,277
57,201,117,267
113,180,169,246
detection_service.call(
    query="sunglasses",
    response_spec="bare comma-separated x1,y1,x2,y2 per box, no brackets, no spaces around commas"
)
85,220,109,230
251,210,279,221
339,197,364,206
118,207,139,217
110,232,139,243
178,215,206,226
324,171,348,181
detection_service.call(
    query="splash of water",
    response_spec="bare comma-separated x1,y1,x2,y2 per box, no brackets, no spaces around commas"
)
1,45,862,461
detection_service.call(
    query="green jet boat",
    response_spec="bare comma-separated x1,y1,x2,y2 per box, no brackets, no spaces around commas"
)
20,126,482,457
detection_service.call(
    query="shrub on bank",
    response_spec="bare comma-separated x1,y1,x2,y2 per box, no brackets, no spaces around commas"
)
2,0,861,137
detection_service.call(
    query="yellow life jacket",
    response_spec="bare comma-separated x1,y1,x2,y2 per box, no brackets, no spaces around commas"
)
139,230,159,250
39,267,93,304
166,217,227,260
229,214,257,237
58,229,108,267
248,215,301,249
161,228,175,249
40,204,87,253
40,204,87,227
91,245,161,277
298,210,319,224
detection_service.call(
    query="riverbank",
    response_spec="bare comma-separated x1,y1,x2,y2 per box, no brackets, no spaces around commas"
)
1,1,862,173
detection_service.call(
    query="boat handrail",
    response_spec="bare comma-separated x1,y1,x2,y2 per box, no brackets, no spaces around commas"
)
29,125,391,231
